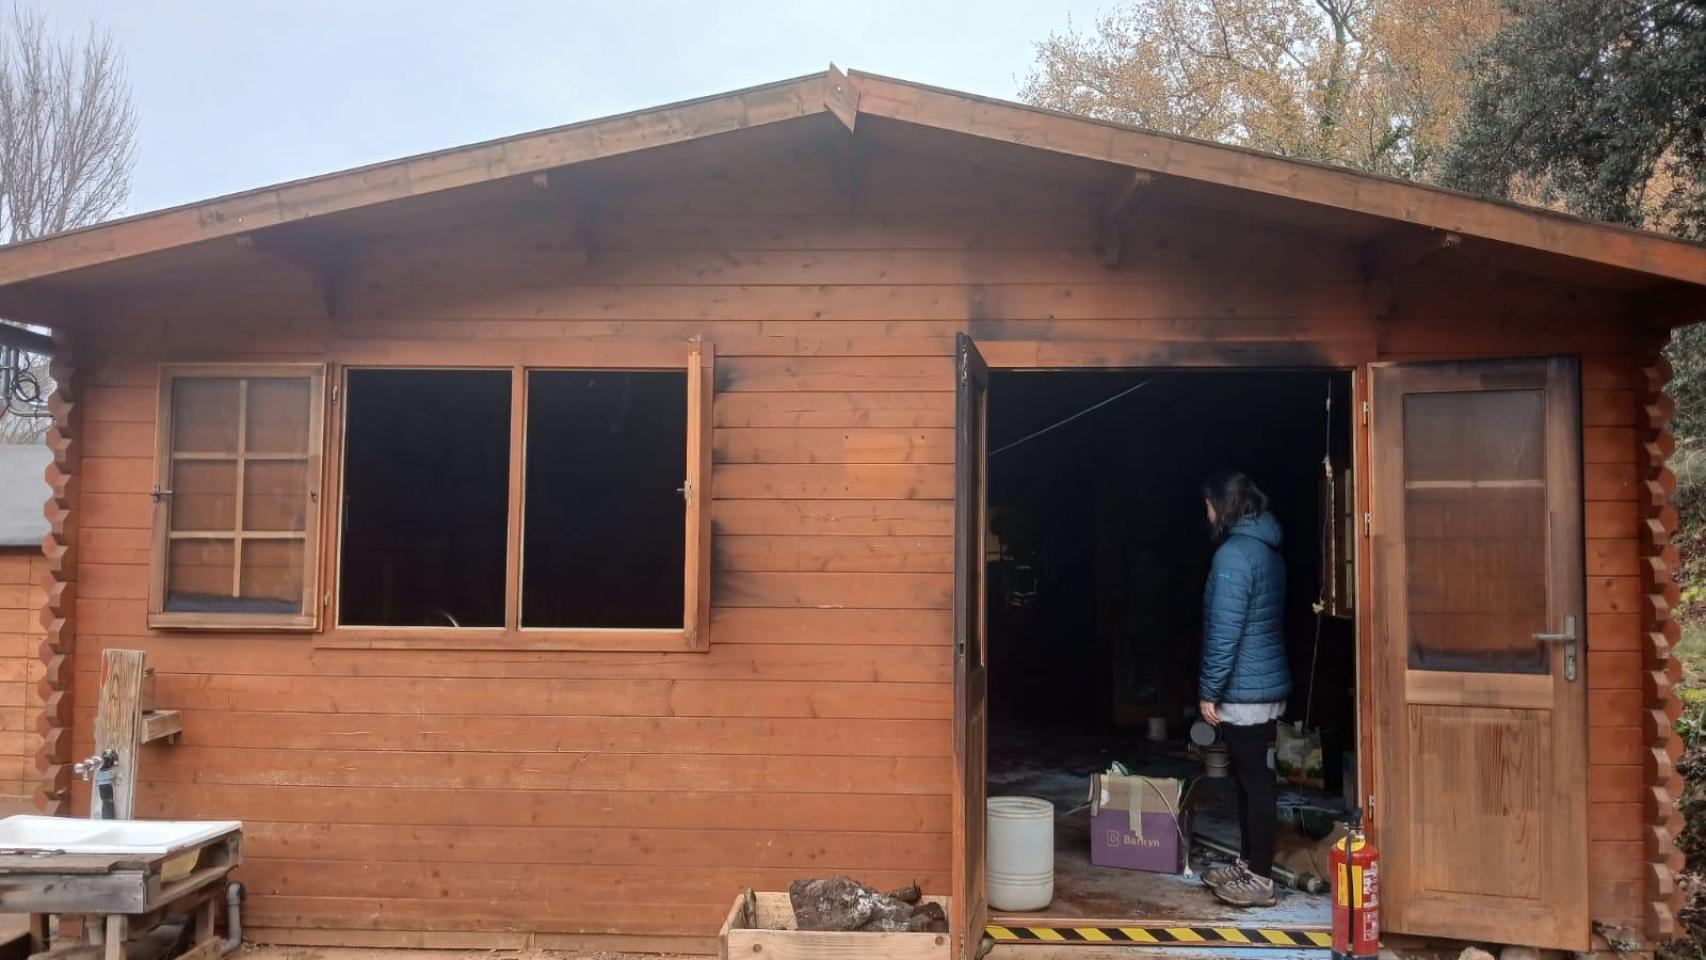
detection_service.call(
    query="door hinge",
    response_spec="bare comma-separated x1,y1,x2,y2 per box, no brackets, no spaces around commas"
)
322,592,331,609
1360,400,1369,425
1362,512,1371,536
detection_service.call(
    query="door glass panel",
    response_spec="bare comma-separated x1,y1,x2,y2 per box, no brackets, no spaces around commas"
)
1403,389,1548,673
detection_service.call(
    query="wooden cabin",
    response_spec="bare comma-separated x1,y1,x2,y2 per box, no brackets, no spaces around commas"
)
0,441,48,815
0,68,1701,957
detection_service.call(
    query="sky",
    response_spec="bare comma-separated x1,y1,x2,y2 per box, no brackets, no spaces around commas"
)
43,1,1109,216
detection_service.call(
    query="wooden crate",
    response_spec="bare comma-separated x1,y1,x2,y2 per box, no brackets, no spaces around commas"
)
718,889,951,960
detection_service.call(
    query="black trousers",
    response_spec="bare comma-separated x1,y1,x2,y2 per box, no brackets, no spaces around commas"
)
1220,719,1277,879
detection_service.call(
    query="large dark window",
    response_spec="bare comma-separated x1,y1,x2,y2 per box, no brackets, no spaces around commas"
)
338,369,511,627
522,370,686,629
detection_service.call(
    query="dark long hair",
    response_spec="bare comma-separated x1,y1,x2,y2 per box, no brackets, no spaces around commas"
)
1200,469,1268,540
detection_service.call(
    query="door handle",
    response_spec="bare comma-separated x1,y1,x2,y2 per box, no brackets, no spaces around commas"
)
1533,614,1578,682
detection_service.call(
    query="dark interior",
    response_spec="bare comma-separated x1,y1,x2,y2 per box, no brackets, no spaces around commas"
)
522,370,686,629
987,369,1357,783
339,369,512,627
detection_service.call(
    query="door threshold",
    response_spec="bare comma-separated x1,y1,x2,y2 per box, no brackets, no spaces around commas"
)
986,922,1330,949
988,943,1328,959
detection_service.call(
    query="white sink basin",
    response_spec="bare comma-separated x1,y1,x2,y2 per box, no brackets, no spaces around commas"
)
0,815,241,856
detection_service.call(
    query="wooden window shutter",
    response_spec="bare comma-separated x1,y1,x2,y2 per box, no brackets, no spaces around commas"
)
684,339,714,648
148,363,327,630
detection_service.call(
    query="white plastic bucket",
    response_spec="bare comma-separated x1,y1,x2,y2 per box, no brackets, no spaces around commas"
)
986,796,1055,911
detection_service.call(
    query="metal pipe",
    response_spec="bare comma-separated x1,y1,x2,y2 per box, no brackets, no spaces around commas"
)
221,882,244,956
1193,833,1327,894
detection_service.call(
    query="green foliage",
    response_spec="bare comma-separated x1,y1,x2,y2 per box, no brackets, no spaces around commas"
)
1679,622,1706,688
1671,430,1706,624
1681,688,1706,743
1440,0,1706,241
1673,324,1706,444
1672,695,1706,953
1671,328,1706,627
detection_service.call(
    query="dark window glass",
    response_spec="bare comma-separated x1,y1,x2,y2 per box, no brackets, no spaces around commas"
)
523,371,686,629
339,370,510,627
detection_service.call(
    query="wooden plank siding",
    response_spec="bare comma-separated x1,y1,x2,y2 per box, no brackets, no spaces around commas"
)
45,132,1664,949
0,548,43,813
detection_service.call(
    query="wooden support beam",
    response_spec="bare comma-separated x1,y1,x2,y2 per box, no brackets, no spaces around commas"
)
0,283,84,334
1097,169,1154,268
1642,283,1706,328
824,63,860,133
822,122,866,215
1362,227,1463,279
525,168,595,266
234,228,352,319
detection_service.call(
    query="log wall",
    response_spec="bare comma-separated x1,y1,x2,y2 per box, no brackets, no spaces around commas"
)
0,547,42,813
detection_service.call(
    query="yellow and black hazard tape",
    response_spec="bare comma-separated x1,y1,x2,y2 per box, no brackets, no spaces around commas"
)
985,924,1332,948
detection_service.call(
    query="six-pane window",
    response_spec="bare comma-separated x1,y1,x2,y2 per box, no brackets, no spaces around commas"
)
150,366,325,628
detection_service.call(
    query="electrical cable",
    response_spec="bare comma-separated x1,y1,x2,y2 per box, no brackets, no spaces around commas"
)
989,378,1152,457
1120,768,1197,879
1304,376,1333,731
1,345,51,422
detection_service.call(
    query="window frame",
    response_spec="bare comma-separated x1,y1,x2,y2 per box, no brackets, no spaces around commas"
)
148,363,328,631
319,339,713,653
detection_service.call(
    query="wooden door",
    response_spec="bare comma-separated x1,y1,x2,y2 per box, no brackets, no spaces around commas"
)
1370,357,1588,950
952,334,990,960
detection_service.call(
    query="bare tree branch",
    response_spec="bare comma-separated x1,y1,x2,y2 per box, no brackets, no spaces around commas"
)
0,2,135,244
0,2,133,442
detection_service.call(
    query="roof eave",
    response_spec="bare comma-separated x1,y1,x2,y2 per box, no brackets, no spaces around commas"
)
0,70,840,290
0,66,1701,296
846,70,1706,289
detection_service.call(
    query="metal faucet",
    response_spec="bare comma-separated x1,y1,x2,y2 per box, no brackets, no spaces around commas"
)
74,749,119,820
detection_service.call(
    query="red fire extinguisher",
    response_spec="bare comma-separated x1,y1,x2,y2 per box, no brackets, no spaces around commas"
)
1330,809,1379,960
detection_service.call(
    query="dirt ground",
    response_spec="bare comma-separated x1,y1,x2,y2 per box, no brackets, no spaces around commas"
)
237,948,711,960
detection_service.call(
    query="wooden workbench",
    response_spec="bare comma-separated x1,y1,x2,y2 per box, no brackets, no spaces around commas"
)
0,827,241,960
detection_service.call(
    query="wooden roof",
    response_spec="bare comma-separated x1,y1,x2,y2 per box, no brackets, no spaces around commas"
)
0,65,1701,292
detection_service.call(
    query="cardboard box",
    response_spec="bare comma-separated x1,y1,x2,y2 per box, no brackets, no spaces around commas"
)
1088,773,1189,874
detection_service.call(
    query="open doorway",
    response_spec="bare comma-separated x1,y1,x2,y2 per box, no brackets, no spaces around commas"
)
983,368,1356,930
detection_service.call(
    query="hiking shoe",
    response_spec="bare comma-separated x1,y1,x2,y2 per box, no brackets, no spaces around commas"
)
1201,858,1247,889
1212,870,1278,907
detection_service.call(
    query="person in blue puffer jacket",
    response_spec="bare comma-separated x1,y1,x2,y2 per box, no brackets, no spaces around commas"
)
1195,469,1290,908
